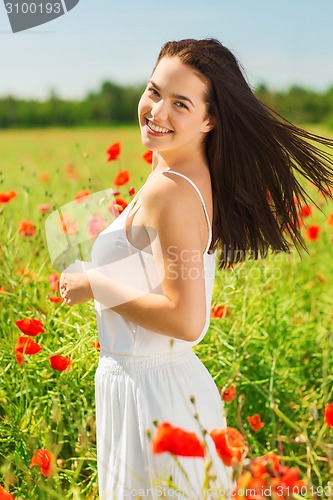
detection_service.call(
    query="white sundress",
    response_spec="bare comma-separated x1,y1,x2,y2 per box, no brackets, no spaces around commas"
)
89,169,234,499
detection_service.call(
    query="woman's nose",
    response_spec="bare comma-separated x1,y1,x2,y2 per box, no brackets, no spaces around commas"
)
150,99,168,121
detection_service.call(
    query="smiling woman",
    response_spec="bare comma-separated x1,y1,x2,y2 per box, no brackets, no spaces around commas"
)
59,38,333,498
138,57,215,165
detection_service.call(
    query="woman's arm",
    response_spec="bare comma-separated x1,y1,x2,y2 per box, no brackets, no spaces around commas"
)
61,174,209,342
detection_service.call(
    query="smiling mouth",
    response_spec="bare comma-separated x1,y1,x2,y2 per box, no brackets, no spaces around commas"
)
146,119,173,134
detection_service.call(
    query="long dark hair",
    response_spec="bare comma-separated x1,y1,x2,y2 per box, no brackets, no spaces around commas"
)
155,38,333,270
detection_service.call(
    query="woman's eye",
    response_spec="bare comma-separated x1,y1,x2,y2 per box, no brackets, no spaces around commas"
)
148,87,159,96
175,101,188,110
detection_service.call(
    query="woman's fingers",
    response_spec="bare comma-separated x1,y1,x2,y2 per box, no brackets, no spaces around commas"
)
61,291,72,306
59,273,67,288
59,273,74,305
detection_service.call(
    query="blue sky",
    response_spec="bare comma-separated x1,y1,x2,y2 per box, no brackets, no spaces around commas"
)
0,0,332,99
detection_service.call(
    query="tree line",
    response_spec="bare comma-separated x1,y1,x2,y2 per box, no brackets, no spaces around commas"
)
0,80,333,128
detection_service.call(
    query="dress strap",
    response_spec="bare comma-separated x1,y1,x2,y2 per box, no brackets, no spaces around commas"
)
126,169,169,213
127,169,213,254
162,170,212,254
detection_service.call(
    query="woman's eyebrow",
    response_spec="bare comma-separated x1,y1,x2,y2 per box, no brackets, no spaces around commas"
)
149,80,195,108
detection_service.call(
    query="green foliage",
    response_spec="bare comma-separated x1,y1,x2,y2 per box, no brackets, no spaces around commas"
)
0,82,146,128
255,84,333,127
0,127,333,498
1,81,333,128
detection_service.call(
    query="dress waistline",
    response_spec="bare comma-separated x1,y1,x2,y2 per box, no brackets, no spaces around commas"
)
98,348,195,373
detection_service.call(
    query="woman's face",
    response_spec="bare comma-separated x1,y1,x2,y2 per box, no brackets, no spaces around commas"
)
138,56,214,157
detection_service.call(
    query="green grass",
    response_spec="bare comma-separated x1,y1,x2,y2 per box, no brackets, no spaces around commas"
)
0,126,333,499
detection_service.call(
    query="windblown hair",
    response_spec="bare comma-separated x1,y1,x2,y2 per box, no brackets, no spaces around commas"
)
155,38,333,270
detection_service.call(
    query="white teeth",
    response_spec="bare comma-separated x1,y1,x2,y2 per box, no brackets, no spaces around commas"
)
148,120,171,134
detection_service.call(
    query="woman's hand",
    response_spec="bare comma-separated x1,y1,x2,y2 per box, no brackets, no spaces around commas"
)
59,272,93,306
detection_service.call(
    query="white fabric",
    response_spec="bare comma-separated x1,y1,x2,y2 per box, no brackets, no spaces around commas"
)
89,170,233,499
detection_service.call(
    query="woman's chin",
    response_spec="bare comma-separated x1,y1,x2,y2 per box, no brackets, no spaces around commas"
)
141,136,152,149
140,133,156,150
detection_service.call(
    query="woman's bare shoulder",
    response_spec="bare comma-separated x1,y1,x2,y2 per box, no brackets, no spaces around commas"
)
142,170,203,215
143,169,212,230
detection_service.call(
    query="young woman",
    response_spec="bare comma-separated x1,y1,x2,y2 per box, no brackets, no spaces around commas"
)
60,39,333,498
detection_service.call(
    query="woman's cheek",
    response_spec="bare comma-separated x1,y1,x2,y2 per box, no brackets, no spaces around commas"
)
138,94,147,118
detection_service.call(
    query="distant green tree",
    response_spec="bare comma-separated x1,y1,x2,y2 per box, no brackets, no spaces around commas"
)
0,81,333,128
254,82,333,126
86,81,144,124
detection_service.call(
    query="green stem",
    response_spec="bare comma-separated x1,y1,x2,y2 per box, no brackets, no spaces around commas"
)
271,403,301,433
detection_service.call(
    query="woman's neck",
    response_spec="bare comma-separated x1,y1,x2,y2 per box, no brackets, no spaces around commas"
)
151,149,208,174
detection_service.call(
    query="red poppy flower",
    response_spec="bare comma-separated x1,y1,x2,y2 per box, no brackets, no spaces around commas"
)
250,452,280,477
92,341,101,350
50,355,71,371
18,220,36,237
281,466,306,491
17,268,35,280
113,170,130,186
298,204,312,219
305,224,320,241
143,150,153,164
210,427,245,466
15,318,45,336
327,213,333,227
38,203,51,213
108,197,128,217
59,214,78,236
324,402,333,427
128,186,136,196
247,414,265,431
232,471,253,499
221,385,237,403
74,189,91,202
233,471,270,500
40,172,50,183
106,142,121,161
88,214,107,238
211,305,230,318
49,296,62,303
151,422,205,457
0,486,15,499
48,272,60,292
15,336,43,365
252,454,306,496
248,475,270,497
64,162,79,181
234,453,306,499
15,351,24,366
15,336,43,355
0,190,17,204
30,448,55,477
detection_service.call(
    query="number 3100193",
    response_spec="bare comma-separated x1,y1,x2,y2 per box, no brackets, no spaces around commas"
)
5,3,61,14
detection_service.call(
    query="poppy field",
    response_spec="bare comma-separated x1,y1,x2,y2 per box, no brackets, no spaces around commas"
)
0,125,333,499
